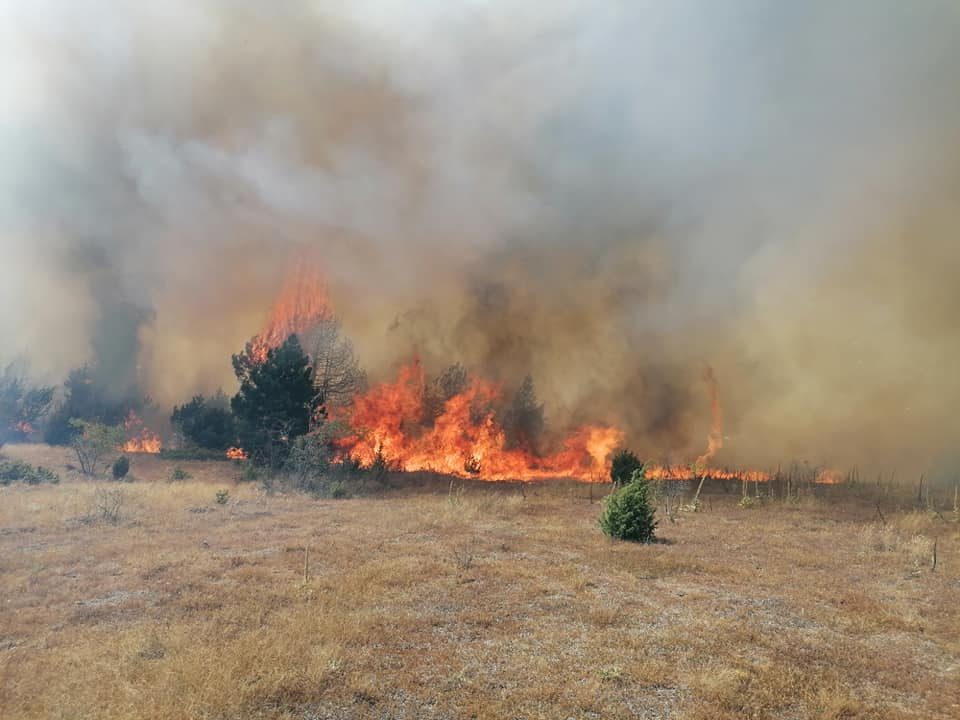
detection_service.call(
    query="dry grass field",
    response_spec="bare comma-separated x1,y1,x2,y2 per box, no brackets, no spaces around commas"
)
0,444,958,719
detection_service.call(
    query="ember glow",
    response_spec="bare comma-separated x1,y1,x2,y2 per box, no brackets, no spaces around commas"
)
336,358,623,482
122,411,161,454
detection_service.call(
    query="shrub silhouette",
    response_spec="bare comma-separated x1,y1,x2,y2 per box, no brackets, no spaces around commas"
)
112,456,130,481
610,449,644,487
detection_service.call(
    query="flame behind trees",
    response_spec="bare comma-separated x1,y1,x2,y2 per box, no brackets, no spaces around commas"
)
231,335,321,467
0,364,54,443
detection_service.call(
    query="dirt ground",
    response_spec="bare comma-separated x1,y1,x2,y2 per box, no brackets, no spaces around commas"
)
1,444,958,719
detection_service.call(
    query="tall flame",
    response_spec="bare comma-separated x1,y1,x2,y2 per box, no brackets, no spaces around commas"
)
694,365,723,469
248,264,333,363
122,411,161,454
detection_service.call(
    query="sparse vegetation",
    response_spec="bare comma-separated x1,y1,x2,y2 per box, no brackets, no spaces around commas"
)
69,420,126,477
283,423,343,492
0,443,956,720
215,489,230,505
0,458,59,485
599,467,657,542
169,465,192,481
84,486,125,524
0,363,54,443
159,447,231,462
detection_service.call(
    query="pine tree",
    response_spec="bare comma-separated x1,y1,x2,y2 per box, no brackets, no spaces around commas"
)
231,335,319,467
610,449,644,487
503,375,544,454
599,467,657,543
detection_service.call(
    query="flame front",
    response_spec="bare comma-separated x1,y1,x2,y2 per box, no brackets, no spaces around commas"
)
336,358,623,482
122,411,161,454
233,263,803,484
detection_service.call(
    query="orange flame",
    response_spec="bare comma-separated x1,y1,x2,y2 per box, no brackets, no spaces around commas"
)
815,468,844,485
644,464,771,483
243,264,777,484
695,365,723,468
226,447,248,460
336,358,623,482
248,265,333,363
122,411,161,454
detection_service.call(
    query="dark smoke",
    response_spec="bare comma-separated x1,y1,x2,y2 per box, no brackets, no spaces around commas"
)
2,1,960,477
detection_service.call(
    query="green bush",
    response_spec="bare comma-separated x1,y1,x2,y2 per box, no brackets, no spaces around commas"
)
169,466,192,481
0,459,32,484
27,466,60,485
171,394,236,452
610,449,644,487
112,456,130,481
599,468,657,543
0,459,59,485
69,420,126,477
215,489,230,505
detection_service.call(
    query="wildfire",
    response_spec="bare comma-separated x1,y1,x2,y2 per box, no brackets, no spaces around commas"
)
240,263,790,484
122,411,161,454
694,366,723,468
248,264,333,363
336,358,623,482
645,464,770,483
226,447,248,460
815,468,845,485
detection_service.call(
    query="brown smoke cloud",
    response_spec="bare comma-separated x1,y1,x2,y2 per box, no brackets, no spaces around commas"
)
2,1,959,476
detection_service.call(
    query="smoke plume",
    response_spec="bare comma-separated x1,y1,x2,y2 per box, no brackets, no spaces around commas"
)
2,1,959,475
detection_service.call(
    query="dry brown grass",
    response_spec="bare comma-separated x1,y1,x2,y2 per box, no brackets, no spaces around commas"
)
0,444,958,719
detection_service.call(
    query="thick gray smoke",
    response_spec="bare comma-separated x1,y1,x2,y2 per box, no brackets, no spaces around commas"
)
2,1,959,475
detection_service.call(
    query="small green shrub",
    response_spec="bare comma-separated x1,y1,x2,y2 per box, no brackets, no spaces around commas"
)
0,459,31,485
169,466,192,481
610,449,644,487
599,468,657,543
215,489,230,505
0,459,59,485
112,456,130,481
27,466,59,485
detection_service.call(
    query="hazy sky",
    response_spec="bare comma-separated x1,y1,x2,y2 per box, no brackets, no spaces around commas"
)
2,1,959,473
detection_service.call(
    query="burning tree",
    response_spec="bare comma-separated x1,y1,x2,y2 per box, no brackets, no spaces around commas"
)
44,366,150,445
299,317,366,416
422,362,468,423
502,375,545,454
0,364,54,443
231,335,321,467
